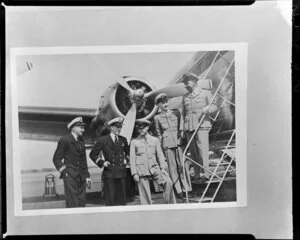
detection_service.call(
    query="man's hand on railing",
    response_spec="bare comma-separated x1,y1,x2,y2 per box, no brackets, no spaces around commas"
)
161,168,169,177
203,106,209,114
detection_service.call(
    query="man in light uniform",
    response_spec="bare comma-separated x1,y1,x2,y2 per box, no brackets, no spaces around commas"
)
182,73,218,182
154,93,192,198
130,119,177,205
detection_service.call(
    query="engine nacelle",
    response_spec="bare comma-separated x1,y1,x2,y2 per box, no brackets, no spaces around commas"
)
91,77,158,137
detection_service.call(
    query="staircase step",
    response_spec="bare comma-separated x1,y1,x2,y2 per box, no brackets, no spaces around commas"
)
219,162,231,166
207,179,221,183
200,197,213,202
209,159,232,166
209,167,234,173
208,170,235,179
210,145,236,150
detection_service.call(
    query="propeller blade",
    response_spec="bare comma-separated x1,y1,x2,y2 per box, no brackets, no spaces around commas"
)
119,103,137,143
117,78,134,93
91,56,133,92
144,83,188,99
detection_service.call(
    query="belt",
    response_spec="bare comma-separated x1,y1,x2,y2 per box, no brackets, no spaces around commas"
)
186,110,203,114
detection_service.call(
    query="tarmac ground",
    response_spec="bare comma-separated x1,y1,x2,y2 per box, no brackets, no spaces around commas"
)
22,178,236,210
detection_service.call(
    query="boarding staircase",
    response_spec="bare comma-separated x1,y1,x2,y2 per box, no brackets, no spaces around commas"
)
182,51,236,203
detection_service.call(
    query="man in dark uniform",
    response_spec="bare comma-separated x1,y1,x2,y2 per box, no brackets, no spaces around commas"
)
182,73,218,183
89,117,130,206
53,117,92,208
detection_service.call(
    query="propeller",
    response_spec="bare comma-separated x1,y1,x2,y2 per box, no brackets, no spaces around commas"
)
144,83,188,99
91,55,134,93
119,85,149,142
117,77,134,93
91,55,194,142
91,56,141,142
119,102,137,143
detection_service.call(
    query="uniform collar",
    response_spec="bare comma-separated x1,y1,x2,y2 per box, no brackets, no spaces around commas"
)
194,85,201,94
163,109,172,117
191,85,201,97
137,132,150,142
71,132,78,141
110,133,118,141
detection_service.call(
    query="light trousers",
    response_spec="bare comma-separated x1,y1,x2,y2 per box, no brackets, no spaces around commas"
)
164,147,192,194
137,167,177,205
185,128,210,178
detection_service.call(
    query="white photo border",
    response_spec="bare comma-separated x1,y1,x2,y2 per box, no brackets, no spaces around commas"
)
9,43,248,216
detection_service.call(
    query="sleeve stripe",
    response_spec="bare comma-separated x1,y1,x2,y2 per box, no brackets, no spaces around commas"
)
58,165,66,173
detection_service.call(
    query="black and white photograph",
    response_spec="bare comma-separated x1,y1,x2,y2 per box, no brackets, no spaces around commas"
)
5,3,292,237
10,45,247,214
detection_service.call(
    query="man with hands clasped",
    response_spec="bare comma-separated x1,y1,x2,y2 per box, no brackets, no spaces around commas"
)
130,119,177,205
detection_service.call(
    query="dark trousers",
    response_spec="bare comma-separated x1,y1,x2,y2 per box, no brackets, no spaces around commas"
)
103,177,126,206
126,168,136,199
63,174,86,208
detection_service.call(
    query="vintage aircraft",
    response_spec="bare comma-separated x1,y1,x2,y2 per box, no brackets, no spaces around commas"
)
18,51,235,148
17,51,236,204
17,51,234,147
88,51,235,146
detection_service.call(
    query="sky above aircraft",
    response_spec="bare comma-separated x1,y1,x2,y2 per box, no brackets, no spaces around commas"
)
16,52,196,110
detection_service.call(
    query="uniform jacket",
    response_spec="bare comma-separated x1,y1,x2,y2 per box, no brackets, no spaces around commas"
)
53,134,90,179
130,133,167,177
89,134,129,179
182,85,217,131
154,109,181,149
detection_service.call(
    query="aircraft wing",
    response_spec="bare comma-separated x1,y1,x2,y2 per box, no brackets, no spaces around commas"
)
18,106,97,147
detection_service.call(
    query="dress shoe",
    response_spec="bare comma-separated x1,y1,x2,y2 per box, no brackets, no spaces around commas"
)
176,193,185,199
194,177,209,184
187,192,193,198
177,192,193,199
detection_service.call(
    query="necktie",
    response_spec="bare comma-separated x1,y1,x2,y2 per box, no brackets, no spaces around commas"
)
114,135,118,144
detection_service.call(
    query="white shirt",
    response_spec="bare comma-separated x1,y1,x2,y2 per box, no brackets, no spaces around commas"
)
110,133,118,143
71,132,78,141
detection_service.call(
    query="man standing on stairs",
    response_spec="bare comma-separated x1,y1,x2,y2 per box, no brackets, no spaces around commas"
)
182,72,218,183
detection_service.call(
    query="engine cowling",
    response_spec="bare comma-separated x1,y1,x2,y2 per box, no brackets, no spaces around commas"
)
91,77,158,137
